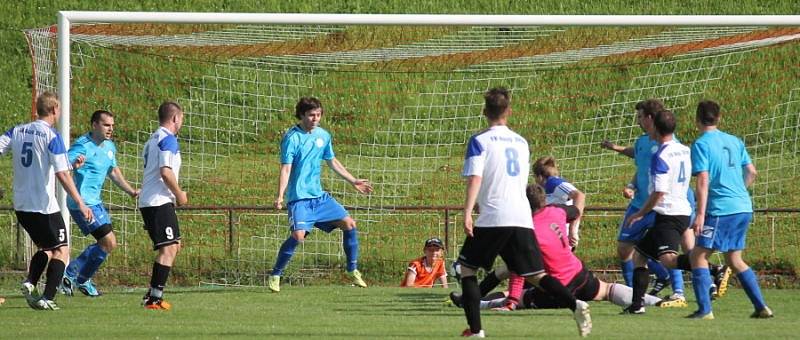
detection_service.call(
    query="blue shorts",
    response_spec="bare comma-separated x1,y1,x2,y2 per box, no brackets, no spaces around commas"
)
69,204,112,236
695,212,752,252
617,205,656,243
287,192,349,233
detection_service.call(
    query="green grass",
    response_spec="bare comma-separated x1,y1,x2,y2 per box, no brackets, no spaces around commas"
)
0,286,797,338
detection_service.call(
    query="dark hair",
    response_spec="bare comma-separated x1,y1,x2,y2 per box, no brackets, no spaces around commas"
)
36,92,59,117
295,97,323,119
158,101,182,124
653,109,677,136
533,156,559,182
696,100,720,126
483,87,510,120
635,98,665,118
526,184,547,211
91,110,113,124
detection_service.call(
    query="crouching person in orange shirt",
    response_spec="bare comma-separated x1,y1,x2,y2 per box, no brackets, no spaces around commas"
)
401,237,448,288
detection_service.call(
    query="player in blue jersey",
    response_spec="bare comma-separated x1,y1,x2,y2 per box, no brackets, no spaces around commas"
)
532,156,585,249
268,97,373,292
0,92,93,310
59,110,139,297
139,101,188,310
688,100,772,319
600,99,690,304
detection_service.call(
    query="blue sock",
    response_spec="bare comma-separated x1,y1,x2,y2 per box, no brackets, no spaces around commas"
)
622,260,634,287
670,269,684,295
66,244,97,279
342,228,359,272
77,246,108,284
271,237,299,276
692,268,712,314
648,259,670,280
737,268,767,311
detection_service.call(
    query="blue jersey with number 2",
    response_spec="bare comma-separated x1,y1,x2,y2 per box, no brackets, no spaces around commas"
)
691,129,753,215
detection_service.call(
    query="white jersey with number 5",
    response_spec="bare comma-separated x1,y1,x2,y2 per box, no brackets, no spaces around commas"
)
650,140,692,216
139,127,182,208
462,125,533,229
0,120,70,214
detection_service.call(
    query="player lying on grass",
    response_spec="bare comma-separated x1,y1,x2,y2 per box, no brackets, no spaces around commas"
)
401,237,448,288
451,184,661,311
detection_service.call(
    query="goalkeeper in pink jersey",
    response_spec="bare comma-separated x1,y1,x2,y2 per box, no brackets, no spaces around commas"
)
451,184,662,310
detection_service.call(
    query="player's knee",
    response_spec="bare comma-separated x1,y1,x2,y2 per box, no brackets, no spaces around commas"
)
291,231,306,242
340,218,356,231
99,234,117,253
616,243,633,260
51,246,70,262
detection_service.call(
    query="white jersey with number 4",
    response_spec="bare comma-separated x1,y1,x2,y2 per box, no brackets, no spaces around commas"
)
650,139,692,216
139,127,182,208
0,120,70,213
462,125,533,229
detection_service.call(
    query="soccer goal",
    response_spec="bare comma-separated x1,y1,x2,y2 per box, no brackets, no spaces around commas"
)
23,13,800,286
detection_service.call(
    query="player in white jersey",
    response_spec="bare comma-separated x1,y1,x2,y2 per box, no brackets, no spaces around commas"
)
623,109,695,314
533,156,585,248
138,101,187,310
456,87,590,338
0,92,93,310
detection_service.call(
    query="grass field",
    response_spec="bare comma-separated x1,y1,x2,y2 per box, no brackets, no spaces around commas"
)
0,286,797,338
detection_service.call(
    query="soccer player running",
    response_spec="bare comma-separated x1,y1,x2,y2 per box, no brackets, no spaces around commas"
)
623,109,695,315
269,97,372,292
139,101,188,310
688,100,772,319
0,92,93,310
601,99,694,305
457,87,590,338
60,110,139,297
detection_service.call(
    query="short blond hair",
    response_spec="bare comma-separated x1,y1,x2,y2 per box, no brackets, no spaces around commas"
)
533,156,559,182
36,92,59,117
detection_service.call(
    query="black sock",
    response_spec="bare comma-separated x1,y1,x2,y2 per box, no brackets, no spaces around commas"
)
461,276,482,333
150,262,171,298
537,275,578,311
677,254,692,271
27,250,49,285
478,270,501,296
42,259,65,300
709,264,720,277
632,267,649,309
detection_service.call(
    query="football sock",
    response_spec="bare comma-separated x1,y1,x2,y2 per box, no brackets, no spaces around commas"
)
738,268,767,311
342,228,359,272
77,246,108,284
670,269,685,295
461,276,482,333
648,259,670,281
66,243,96,280
506,272,524,305
43,259,66,300
271,237,299,276
608,283,662,307
150,262,171,299
691,268,712,314
631,267,649,309
27,250,49,285
622,260,634,287
478,270,501,296
537,275,577,311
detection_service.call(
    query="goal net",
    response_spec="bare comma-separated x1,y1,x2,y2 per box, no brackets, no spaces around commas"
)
22,14,800,286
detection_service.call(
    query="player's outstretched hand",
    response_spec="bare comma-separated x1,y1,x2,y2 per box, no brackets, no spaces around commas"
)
569,232,580,248
274,198,283,210
353,179,373,194
72,155,86,169
129,189,140,199
600,140,616,150
175,190,188,206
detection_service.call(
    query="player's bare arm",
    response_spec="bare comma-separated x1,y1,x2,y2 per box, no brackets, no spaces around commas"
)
462,175,481,237
55,170,94,222
626,191,664,227
274,163,291,210
110,167,139,198
600,140,634,159
326,157,373,194
692,171,710,236
744,163,757,188
160,166,187,206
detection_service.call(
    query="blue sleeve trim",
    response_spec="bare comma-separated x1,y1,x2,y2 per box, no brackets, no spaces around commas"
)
465,136,483,159
3,128,12,138
650,145,669,175
544,177,564,194
158,135,180,153
48,133,67,154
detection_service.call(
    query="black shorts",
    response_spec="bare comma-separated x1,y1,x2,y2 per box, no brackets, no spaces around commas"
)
140,203,181,250
635,214,689,260
457,227,545,277
522,265,601,308
16,211,68,250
